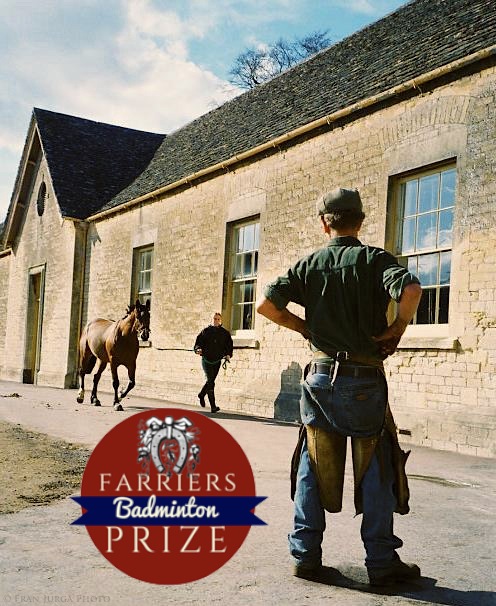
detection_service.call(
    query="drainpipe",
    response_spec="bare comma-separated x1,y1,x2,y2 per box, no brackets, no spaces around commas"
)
69,218,88,386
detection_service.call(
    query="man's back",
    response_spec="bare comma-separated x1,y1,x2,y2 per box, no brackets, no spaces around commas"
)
264,235,417,358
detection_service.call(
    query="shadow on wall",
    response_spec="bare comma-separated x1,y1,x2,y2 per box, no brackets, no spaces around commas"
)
274,361,302,423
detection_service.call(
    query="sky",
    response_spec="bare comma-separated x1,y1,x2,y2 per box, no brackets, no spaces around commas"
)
0,0,406,222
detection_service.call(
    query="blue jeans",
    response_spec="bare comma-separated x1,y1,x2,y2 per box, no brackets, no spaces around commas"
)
289,367,403,569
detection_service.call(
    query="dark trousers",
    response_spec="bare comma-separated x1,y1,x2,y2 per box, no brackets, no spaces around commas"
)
199,358,221,410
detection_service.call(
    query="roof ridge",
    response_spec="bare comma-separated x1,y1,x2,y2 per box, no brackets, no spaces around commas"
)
33,107,165,137
25,108,165,219
101,0,496,215
239,0,416,90
160,0,419,136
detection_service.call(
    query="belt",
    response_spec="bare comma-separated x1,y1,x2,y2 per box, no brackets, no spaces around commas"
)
312,349,384,369
310,361,379,379
313,350,351,362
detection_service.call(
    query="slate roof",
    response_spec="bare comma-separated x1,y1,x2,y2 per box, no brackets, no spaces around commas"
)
33,108,164,219
101,0,496,214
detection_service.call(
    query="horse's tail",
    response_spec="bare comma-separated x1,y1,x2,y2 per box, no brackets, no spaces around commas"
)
78,346,97,374
83,354,97,374
79,326,97,374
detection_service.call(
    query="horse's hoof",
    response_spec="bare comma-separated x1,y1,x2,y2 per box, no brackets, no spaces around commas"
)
76,397,84,404
114,403,123,412
92,399,101,407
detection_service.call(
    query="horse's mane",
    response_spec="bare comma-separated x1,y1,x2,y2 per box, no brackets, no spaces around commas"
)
121,304,135,320
111,305,137,346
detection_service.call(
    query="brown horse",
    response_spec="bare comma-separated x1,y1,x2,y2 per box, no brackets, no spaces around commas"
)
76,300,150,411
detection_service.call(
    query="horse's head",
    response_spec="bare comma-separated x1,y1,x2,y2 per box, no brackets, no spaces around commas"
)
133,299,151,341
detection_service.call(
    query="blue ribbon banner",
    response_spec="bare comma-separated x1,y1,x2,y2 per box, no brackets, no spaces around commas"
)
72,495,266,527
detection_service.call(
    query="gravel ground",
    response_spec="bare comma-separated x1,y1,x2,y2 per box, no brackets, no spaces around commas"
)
0,381,495,606
0,418,90,514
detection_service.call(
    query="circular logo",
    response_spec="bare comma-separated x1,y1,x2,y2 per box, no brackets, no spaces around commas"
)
72,409,265,584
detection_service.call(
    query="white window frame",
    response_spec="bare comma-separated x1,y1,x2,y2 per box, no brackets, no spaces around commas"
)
225,217,260,335
132,245,153,306
389,163,456,338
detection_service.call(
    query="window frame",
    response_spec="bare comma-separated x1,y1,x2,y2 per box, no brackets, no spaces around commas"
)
388,161,456,330
224,216,260,335
131,245,154,306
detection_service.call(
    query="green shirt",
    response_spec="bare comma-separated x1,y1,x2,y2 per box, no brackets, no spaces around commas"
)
263,236,420,359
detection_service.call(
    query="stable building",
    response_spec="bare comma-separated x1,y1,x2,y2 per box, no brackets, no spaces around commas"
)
1,0,495,457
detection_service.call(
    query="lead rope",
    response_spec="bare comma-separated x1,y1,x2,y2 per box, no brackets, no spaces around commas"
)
202,357,231,371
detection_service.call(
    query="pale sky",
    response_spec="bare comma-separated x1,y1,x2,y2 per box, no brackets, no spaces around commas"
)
0,0,406,221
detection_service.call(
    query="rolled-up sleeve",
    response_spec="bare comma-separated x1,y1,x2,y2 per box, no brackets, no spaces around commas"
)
263,263,306,310
381,253,421,301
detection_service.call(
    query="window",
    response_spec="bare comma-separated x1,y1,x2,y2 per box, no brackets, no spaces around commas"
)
394,165,456,324
132,246,153,305
36,182,46,216
227,219,260,331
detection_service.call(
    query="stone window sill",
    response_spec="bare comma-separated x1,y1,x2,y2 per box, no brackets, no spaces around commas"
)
398,336,459,350
233,337,260,349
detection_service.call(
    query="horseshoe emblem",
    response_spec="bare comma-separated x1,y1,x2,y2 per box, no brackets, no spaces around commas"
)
138,415,197,474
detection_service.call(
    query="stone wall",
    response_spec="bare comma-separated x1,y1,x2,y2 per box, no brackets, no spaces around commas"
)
0,63,486,455
1,154,79,388
0,252,10,376
384,69,496,457
83,65,496,456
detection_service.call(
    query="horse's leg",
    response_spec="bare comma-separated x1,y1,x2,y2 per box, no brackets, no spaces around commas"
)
111,361,124,411
77,366,86,404
90,359,107,407
119,361,136,402
77,343,96,404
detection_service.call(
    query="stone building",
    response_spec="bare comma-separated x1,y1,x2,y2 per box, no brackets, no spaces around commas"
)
0,110,164,387
1,0,495,456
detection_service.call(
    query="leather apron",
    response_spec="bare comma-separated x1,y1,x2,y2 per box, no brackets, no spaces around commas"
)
290,356,410,516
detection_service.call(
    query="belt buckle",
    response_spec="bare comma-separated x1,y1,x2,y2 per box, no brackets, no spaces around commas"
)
336,351,349,362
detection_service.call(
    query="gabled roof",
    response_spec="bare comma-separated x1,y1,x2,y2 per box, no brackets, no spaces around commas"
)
101,0,496,215
31,109,164,219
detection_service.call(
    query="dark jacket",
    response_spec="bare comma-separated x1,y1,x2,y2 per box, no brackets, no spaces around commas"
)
194,325,233,362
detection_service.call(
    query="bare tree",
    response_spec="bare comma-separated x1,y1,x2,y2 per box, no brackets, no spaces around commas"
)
229,30,330,89
230,49,271,89
299,31,332,56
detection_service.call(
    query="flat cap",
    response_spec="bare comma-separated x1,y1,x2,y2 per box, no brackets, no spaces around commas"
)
316,188,363,215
